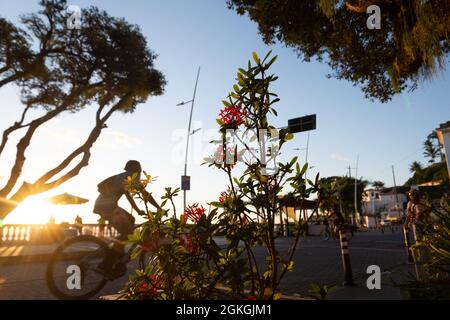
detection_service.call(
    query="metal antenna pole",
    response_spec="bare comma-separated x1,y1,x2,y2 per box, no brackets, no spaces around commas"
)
183,67,201,213
354,154,359,225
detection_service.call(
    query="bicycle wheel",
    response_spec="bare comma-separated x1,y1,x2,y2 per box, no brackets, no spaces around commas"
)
320,229,330,241
46,235,110,300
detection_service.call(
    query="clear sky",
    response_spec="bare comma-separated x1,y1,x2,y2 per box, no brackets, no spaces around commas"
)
1,0,449,224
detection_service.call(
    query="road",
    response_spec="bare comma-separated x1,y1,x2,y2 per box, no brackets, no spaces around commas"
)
0,230,410,300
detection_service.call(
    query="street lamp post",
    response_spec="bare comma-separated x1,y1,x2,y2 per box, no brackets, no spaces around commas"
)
178,67,201,213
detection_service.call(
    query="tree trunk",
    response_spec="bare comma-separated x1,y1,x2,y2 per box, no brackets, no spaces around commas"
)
0,96,127,220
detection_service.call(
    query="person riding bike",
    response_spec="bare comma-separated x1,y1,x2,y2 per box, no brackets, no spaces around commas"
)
330,206,345,232
93,160,161,275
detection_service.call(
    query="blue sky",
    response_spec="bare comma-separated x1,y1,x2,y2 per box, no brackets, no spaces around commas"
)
1,0,449,223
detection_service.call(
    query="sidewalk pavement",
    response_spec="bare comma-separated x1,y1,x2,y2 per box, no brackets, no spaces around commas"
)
0,244,58,265
0,233,413,300
0,237,231,265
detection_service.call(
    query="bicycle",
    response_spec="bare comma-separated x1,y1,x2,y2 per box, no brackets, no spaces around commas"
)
46,222,149,300
320,223,355,241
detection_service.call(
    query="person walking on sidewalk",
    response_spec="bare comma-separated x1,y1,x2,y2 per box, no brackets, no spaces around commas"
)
74,215,83,236
404,188,431,242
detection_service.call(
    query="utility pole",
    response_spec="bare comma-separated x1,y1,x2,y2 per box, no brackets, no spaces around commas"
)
354,155,360,225
393,165,413,263
305,131,310,165
391,165,401,212
178,67,201,214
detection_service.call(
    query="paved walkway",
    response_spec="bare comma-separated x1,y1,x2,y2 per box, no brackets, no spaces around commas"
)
0,231,412,300
0,244,57,258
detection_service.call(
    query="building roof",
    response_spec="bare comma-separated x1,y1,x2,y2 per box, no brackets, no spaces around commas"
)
439,121,450,129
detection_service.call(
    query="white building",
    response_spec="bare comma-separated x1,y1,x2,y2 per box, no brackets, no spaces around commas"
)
362,188,407,221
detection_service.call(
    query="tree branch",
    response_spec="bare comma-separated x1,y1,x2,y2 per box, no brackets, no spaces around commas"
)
0,105,31,157
0,106,65,198
34,93,131,189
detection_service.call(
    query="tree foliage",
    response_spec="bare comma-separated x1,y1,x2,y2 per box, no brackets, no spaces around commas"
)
397,196,450,299
405,131,448,186
423,130,444,163
372,180,385,189
410,161,423,173
319,176,368,216
405,162,449,186
227,0,450,102
0,0,166,218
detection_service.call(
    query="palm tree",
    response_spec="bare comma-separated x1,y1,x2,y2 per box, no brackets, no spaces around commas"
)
409,161,423,173
428,130,445,162
423,139,438,163
372,181,385,190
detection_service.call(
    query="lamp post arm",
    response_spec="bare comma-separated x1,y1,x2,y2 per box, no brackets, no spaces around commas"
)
183,67,201,211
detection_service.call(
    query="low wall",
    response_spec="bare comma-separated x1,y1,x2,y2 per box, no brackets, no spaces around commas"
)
0,224,119,245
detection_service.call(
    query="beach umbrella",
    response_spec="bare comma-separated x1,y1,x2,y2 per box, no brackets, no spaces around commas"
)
46,193,89,205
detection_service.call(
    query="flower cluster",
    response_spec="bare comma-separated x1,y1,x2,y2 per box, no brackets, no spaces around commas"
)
183,203,206,223
218,105,247,127
141,171,158,187
123,170,157,193
218,191,228,203
125,274,162,300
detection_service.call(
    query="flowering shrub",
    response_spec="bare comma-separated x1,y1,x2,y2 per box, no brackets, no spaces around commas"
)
123,273,163,300
123,184,248,300
123,52,321,300
183,203,206,223
218,104,247,127
204,51,321,299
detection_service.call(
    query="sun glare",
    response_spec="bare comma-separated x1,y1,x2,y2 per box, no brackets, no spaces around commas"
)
3,194,77,225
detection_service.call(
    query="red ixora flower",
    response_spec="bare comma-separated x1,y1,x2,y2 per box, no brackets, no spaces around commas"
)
218,191,228,203
183,203,206,223
218,105,247,127
136,274,162,297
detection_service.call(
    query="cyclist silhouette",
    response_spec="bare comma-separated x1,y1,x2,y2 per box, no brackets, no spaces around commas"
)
93,160,161,242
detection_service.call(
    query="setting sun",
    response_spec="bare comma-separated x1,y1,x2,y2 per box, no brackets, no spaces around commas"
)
3,194,86,225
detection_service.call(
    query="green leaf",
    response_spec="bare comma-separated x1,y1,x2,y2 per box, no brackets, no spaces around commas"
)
289,156,298,166
252,52,260,64
285,133,294,141
266,55,278,68
300,163,308,175
131,247,143,260
238,68,247,75
310,283,321,293
263,50,273,62
222,100,231,107
287,260,294,272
